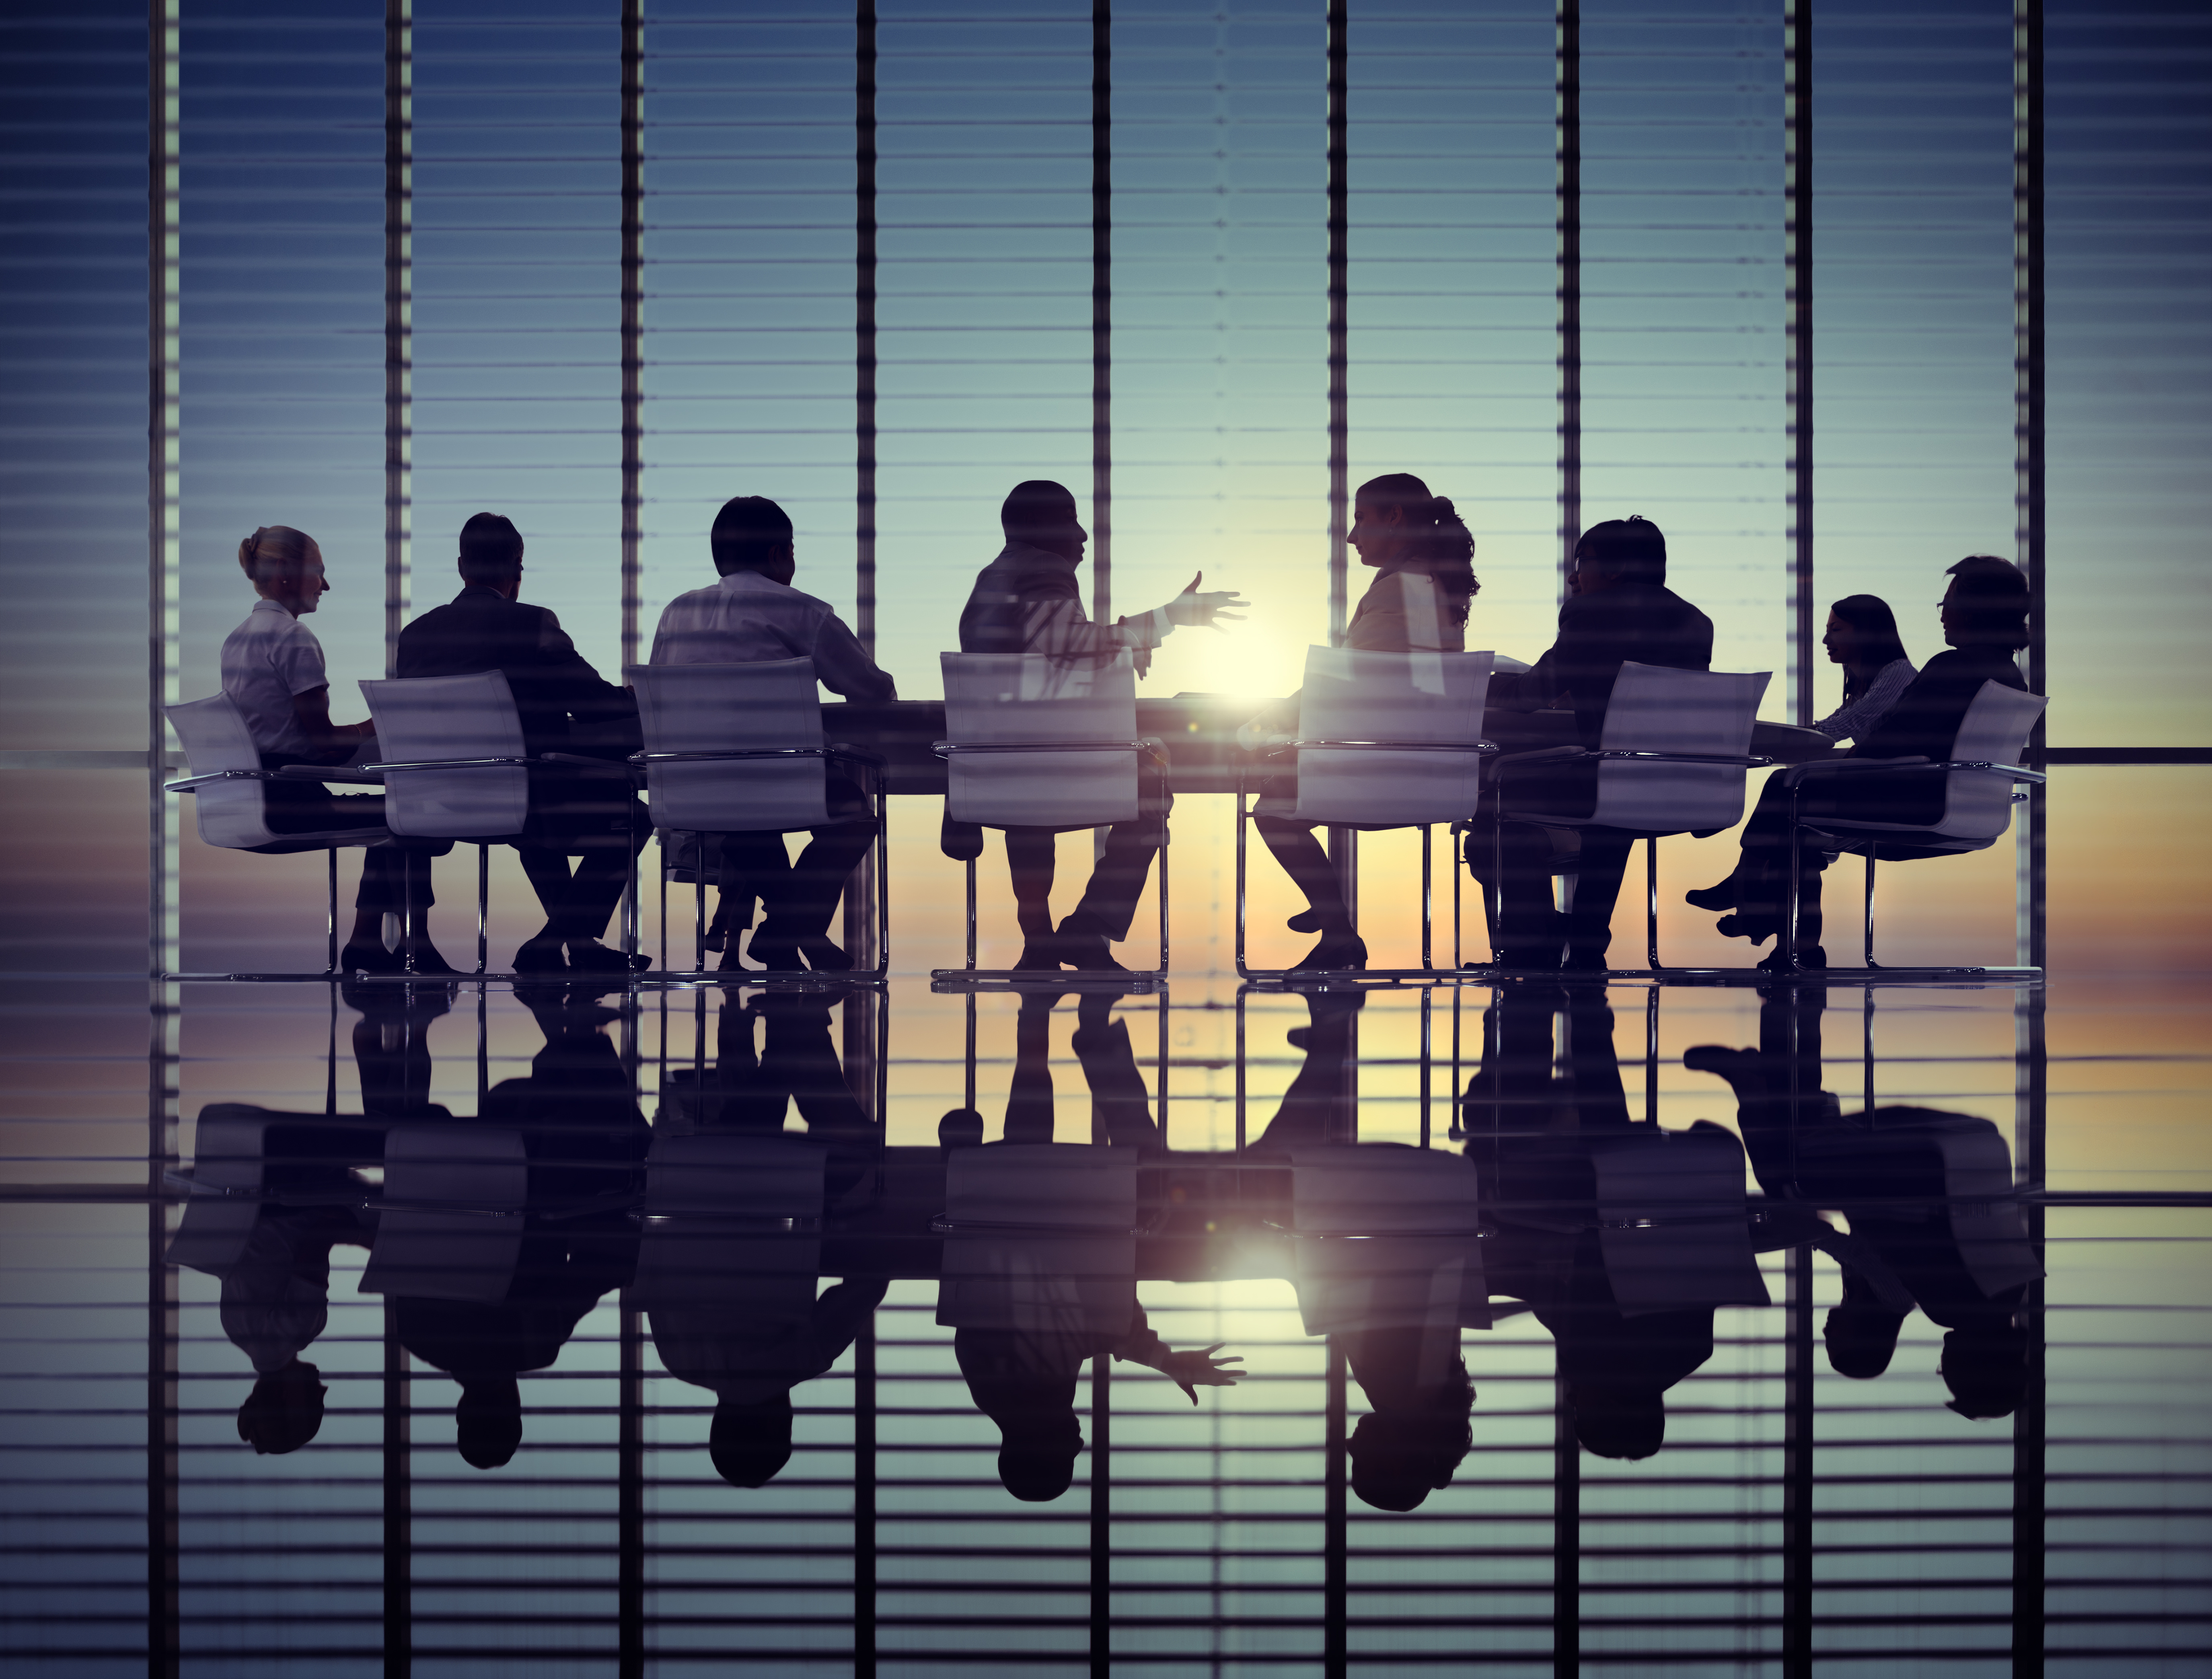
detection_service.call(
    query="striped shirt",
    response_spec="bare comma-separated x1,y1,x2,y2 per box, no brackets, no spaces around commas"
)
1812,657,1917,742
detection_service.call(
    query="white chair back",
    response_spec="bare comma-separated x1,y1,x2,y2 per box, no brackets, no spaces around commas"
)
1285,1144,1490,1340
358,1125,528,1303
165,695,282,850
1290,646,1493,825
940,653,1140,827
625,659,828,832
1585,662,1771,833
163,1104,274,1277
1928,681,2047,840
359,671,532,839
1585,1127,1772,1315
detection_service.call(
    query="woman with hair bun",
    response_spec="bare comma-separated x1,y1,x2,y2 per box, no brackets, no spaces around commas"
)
1248,473,1481,970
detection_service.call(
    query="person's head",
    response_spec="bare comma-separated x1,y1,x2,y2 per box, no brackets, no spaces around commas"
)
710,496,797,583
1569,1381,1667,1461
1940,1327,2029,1420
1348,1406,1474,1512
1939,555,2031,650
235,1359,328,1455
237,525,327,614
997,1424,1082,1502
1823,594,1908,670
454,1375,524,1469
1823,1303,1906,1380
709,1393,796,1488
1571,516,1667,593
457,512,525,595
999,479,1085,565
1351,473,1480,621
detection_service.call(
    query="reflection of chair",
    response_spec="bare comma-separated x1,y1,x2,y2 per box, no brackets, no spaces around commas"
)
633,1133,830,1307
1489,662,1770,972
1236,647,1495,979
625,659,887,977
359,671,537,974
1285,1145,1490,1336
1779,681,2048,974
933,1143,1141,1336
935,653,1167,978
164,694,395,974
1581,1127,1772,1313
358,1125,528,1304
163,1105,280,1278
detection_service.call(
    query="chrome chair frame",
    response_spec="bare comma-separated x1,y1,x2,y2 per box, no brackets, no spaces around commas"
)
931,738,1172,982
1234,737,1497,983
630,744,890,983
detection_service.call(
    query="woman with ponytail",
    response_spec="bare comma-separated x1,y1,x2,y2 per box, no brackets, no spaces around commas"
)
219,525,453,973
1248,474,1481,969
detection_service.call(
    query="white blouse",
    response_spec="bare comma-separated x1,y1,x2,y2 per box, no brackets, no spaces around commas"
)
1812,657,1917,742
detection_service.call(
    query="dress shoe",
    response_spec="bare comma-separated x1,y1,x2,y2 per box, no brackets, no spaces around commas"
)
1286,908,1326,934
1012,941,1063,971
566,939,649,974
1714,914,1777,946
512,937,568,973
339,939,405,975
1290,933,1367,972
1684,881,1736,912
1757,945,1825,974
1054,912,1129,972
938,1108,985,1153
399,941,462,978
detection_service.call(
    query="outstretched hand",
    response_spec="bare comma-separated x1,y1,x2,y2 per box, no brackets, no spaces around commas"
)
1165,570,1249,631
1157,1342,1244,1403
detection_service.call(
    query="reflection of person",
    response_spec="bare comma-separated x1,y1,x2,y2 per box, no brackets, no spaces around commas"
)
393,985,646,1468
1468,517,1714,970
1247,989,1481,1510
395,514,647,975
664,988,880,1191
1694,557,2032,970
223,1203,374,1455
940,990,1238,1500
1247,475,1480,971
650,496,896,972
1686,987,2038,1417
219,524,452,974
1470,986,1748,1460
954,479,1245,971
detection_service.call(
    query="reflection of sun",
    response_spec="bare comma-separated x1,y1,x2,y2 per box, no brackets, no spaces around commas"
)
1145,604,1322,703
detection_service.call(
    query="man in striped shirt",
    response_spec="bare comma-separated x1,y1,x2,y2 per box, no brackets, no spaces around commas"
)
955,480,1244,969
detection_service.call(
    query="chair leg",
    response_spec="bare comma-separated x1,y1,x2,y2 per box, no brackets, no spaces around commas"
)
1863,852,1879,969
326,849,339,975
1785,822,1803,970
1490,808,1505,966
1646,834,1663,971
964,857,978,971
1421,826,1434,972
1234,790,1250,975
1157,828,1170,974
1452,826,1463,970
874,786,891,976
694,871,705,974
476,844,490,976
1645,987,1660,1124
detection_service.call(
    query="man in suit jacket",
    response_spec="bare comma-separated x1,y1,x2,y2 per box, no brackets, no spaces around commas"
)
1470,517,1715,970
397,514,647,973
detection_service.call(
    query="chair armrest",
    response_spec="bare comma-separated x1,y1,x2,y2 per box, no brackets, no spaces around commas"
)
274,762,383,783
1780,755,2042,787
165,769,287,791
1490,745,1588,767
932,740,1153,756
358,755,535,773
823,743,887,767
1288,738,1497,754
1587,750,1773,768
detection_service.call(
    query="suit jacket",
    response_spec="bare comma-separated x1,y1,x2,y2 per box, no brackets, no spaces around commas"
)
396,586,638,759
1493,581,1714,744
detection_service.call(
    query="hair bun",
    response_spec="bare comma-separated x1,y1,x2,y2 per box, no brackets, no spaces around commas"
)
1430,495,1455,522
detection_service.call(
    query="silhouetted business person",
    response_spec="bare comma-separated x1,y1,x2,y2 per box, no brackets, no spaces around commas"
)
395,514,648,974
955,479,1246,971
1247,473,1481,971
219,523,453,973
1694,555,2031,969
1468,516,1714,970
650,495,896,973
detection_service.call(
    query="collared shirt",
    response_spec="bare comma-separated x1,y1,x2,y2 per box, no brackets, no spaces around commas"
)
957,542,1172,670
650,569,897,701
220,597,328,758
1811,657,1917,742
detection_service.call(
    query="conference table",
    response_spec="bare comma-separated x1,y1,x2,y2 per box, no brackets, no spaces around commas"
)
821,695,1837,797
